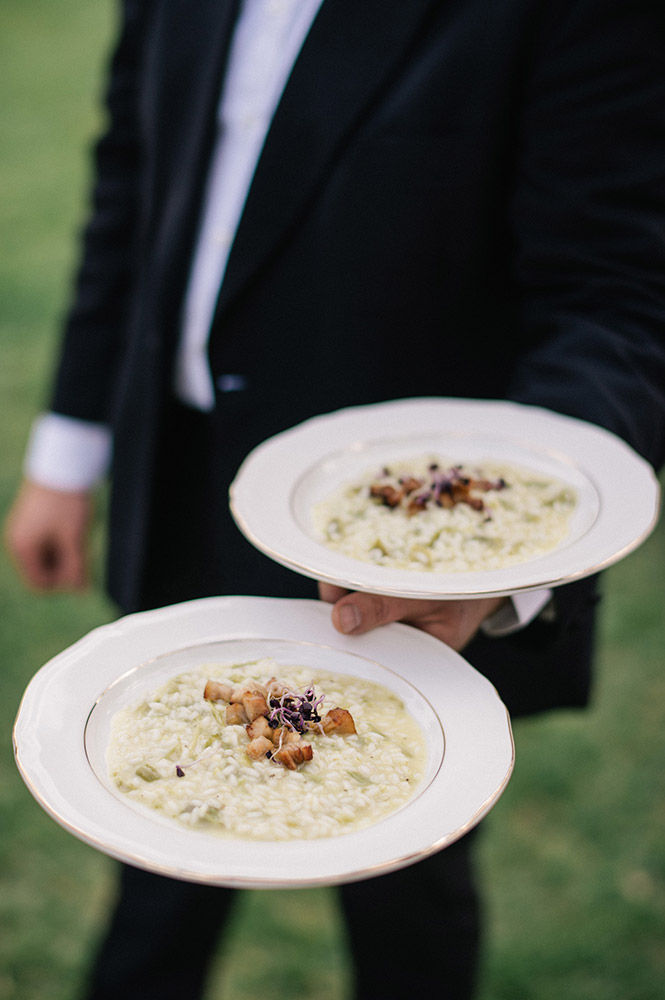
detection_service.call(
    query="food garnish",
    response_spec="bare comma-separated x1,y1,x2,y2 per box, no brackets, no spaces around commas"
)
313,455,577,574
370,463,506,517
202,676,356,771
108,660,426,840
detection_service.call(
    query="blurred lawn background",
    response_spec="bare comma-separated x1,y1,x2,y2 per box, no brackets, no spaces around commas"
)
1,3,664,999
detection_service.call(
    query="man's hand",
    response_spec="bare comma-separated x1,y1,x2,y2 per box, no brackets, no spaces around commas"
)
318,582,507,652
4,480,93,591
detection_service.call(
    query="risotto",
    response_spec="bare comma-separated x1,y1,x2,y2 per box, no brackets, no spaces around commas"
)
107,658,427,840
312,456,577,572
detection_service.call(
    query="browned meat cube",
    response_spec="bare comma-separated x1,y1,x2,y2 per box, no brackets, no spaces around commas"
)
226,702,248,725
265,677,286,698
399,476,423,494
246,735,274,760
407,496,427,516
272,743,314,770
370,483,403,507
203,679,233,702
268,726,300,746
241,690,269,722
321,708,357,735
231,682,268,702
246,716,273,740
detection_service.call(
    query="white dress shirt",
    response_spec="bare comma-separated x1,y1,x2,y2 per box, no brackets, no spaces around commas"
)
23,0,551,632
175,0,325,410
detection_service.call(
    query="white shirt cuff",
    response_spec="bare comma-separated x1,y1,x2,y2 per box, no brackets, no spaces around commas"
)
481,588,553,637
24,413,112,491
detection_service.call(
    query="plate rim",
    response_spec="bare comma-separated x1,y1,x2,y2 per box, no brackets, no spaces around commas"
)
230,397,661,599
13,596,514,888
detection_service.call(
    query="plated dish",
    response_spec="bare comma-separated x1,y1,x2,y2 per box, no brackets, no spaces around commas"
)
230,398,660,599
107,655,428,841
311,455,577,574
13,597,513,888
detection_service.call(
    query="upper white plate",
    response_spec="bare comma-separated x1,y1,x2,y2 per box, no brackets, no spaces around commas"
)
13,596,513,888
230,398,660,599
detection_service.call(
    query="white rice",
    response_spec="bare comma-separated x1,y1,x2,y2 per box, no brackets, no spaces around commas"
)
107,658,426,840
311,456,577,572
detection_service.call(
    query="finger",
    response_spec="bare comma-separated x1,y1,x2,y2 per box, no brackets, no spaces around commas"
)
317,581,350,604
57,539,88,589
14,534,87,591
329,592,507,651
12,540,60,590
15,547,54,590
330,592,436,635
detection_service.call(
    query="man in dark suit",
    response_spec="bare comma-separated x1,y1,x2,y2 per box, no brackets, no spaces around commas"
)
6,1,665,997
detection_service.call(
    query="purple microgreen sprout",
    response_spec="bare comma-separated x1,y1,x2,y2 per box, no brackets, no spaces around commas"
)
268,685,325,735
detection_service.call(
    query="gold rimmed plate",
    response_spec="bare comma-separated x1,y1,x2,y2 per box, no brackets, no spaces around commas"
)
230,398,660,599
13,596,513,888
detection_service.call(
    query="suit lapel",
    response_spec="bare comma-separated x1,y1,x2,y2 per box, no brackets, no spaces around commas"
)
214,0,437,318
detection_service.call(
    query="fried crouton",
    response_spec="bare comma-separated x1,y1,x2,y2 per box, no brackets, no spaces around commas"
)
241,690,270,722
246,735,274,760
272,743,314,770
203,680,234,702
321,708,357,735
226,702,249,725
245,716,273,741
265,677,286,698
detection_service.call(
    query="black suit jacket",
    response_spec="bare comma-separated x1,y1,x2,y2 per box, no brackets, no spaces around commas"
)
48,0,665,714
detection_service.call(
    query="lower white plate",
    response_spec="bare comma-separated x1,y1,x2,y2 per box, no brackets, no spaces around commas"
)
13,596,514,888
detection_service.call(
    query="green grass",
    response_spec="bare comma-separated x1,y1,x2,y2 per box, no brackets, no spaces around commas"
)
477,527,665,1000
1,4,664,999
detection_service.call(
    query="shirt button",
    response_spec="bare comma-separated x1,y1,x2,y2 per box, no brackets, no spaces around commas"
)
216,374,248,393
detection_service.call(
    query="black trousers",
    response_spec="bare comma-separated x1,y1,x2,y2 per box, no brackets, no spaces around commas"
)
85,835,480,1000
84,399,483,999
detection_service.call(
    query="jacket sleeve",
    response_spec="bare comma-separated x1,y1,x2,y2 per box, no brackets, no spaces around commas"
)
49,0,153,424
507,0,665,471
474,1,664,715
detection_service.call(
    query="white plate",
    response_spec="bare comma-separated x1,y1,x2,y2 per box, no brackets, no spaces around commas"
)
230,398,660,599
13,596,513,888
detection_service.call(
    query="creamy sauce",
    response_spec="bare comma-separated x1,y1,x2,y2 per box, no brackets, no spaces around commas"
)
312,456,577,572
107,658,427,840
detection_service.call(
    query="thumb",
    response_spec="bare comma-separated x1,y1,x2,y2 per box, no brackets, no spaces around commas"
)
331,592,430,635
